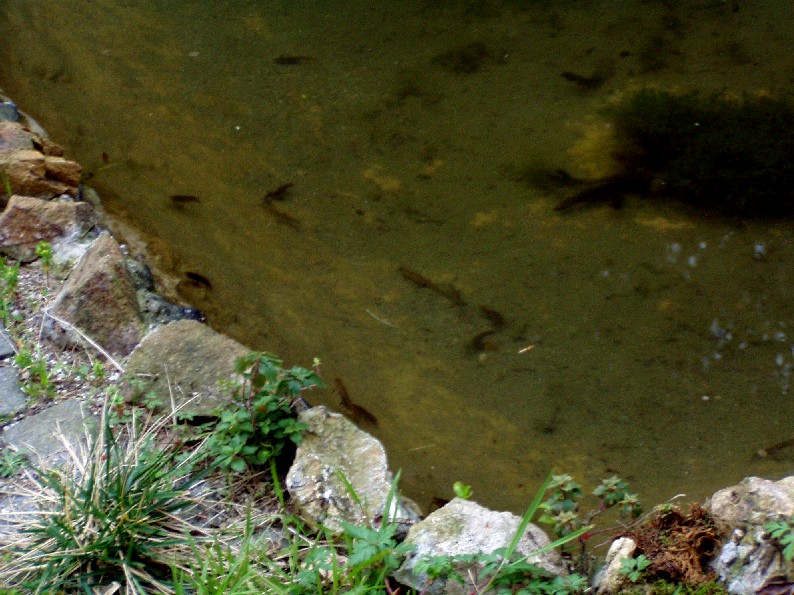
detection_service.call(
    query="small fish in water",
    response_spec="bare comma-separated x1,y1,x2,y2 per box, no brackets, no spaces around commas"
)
334,377,378,427
183,271,212,290
263,182,294,202
273,55,316,65
170,194,200,204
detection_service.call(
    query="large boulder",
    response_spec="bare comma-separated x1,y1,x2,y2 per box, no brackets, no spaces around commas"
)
708,476,794,594
0,195,97,262
394,497,566,594
47,231,144,358
286,406,420,533
123,319,247,416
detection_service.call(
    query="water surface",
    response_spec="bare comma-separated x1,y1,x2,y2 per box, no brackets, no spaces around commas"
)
1,0,792,512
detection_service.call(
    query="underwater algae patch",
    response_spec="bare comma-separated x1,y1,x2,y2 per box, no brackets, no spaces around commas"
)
557,89,794,218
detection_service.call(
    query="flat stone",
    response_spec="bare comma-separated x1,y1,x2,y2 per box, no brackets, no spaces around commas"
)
1,399,93,468
124,319,247,416
0,363,27,418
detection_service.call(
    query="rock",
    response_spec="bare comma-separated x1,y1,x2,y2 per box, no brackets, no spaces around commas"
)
286,406,420,533
0,148,81,200
137,290,205,326
1,399,92,468
394,498,565,595
0,327,15,359
0,363,27,418
124,319,247,416
0,121,34,152
47,231,144,358
595,537,637,594
708,476,794,594
0,100,20,122
0,195,98,262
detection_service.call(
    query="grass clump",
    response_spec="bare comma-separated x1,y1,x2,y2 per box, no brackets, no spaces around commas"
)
0,408,209,594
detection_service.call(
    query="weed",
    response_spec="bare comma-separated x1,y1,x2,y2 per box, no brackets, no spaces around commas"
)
13,346,55,400
764,517,794,561
204,352,321,474
34,241,52,286
453,481,473,500
0,169,11,199
620,554,652,583
0,257,20,328
0,406,209,593
0,448,27,478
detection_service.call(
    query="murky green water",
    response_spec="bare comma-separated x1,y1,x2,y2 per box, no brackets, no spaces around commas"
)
1,0,792,513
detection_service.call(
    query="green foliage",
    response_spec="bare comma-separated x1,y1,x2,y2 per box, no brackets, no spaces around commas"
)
0,448,27,478
0,257,20,328
453,480,473,500
539,474,641,540
34,241,53,285
1,413,205,593
619,554,652,583
13,347,54,400
205,352,321,474
765,517,794,561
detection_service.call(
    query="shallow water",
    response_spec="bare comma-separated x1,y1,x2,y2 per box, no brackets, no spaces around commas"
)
1,0,792,513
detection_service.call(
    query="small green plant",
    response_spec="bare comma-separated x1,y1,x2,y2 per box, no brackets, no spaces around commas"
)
0,448,27,478
34,241,53,286
14,347,54,400
0,169,11,199
619,554,652,583
765,517,794,561
205,352,322,473
453,481,473,499
0,257,20,328
539,474,642,540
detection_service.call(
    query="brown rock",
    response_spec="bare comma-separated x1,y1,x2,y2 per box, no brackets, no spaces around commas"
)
0,195,97,261
48,232,144,358
0,148,81,200
124,319,248,416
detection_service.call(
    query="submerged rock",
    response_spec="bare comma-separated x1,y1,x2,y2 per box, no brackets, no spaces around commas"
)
286,406,420,534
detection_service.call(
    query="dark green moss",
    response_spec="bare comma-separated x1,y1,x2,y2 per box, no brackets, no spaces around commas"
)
608,89,794,218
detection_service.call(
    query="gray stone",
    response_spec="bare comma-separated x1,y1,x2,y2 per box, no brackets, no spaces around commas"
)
0,327,15,359
708,476,794,594
124,319,247,416
0,195,97,262
595,537,637,594
47,231,144,358
286,406,419,534
394,498,565,595
1,399,93,468
0,363,27,418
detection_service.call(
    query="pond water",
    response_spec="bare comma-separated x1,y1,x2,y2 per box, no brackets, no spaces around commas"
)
1,0,792,513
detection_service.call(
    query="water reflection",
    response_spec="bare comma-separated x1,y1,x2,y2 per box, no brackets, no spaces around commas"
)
1,0,792,512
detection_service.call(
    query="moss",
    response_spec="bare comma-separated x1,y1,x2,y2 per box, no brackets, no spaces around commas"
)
608,89,794,218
